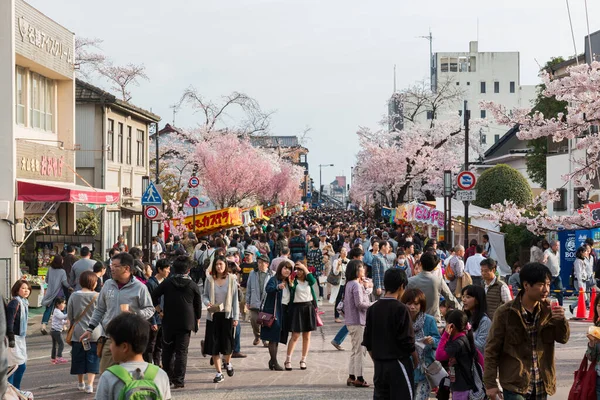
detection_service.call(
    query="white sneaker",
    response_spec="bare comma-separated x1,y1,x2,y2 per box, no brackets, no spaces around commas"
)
77,382,85,391
84,384,93,394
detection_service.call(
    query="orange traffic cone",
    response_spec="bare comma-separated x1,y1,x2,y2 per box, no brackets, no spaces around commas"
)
576,287,588,319
588,287,597,321
507,285,514,300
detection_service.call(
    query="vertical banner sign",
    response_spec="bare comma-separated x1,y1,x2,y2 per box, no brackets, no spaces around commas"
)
558,230,577,289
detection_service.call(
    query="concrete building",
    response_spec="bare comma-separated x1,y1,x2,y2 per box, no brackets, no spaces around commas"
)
1,0,119,296
75,80,160,257
401,41,536,149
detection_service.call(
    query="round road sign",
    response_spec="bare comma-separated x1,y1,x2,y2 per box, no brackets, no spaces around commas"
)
457,171,476,190
188,176,200,188
189,197,200,208
144,206,159,220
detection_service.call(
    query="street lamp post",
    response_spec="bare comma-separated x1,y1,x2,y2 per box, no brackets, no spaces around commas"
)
318,164,334,207
443,170,452,247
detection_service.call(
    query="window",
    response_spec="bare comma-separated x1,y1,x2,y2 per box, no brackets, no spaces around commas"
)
494,134,500,143
553,188,567,211
300,154,307,163
458,57,469,72
494,82,500,93
480,82,486,94
117,123,124,163
126,126,132,164
456,82,460,85
449,57,458,72
510,81,515,93
30,72,54,131
481,134,487,145
426,110,434,120
440,57,449,72
467,82,470,86
575,187,586,210
133,214,142,247
136,129,145,166
107,119,114,161
480,110,486,119
15,67,25,125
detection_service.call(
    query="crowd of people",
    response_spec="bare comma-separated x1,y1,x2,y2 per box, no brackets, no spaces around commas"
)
0,208,593,399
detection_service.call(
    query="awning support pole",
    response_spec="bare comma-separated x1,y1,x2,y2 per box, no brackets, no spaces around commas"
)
18,202,58,249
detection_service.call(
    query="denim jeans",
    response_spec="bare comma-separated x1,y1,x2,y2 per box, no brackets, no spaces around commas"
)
8,363,26,389
42,305,54,324
332,325,348,345
551,275,564,306
234,323,241,353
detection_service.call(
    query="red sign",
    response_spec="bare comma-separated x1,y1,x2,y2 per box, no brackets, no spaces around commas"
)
144,206,159,220
457,171,476,190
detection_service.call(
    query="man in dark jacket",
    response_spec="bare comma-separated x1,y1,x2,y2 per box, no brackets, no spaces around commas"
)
145,259,171,365
484,262,569,399
152,255,201,388
362,268,415,398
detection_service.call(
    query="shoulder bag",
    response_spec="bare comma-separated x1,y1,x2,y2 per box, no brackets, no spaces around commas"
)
66,294,98,346
257,289,277,328
568,355,597,400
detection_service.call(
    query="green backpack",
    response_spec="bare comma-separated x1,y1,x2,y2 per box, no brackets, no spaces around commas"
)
107,364,163,400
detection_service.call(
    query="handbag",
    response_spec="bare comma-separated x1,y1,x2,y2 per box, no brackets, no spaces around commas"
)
315,308,324,327
5,366,33,399
568,355,597,400
327,268,341,286
66,294,98,346
257,290,277,328
425,360,448,388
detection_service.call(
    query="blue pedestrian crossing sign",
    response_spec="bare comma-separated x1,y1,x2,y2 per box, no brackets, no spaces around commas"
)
141,182,162,205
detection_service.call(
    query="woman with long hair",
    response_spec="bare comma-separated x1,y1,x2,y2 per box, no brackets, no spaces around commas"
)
401,287,440,399
203,255,239,383
285,261,317,371
6,279,32,389
260,260,294,371
343,260,373,387
435,310,484,400
40,254,70,334
572,246,592,314
68,271,101,393
460,285,491,354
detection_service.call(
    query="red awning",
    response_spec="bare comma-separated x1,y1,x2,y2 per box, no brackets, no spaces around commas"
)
17,179,120,205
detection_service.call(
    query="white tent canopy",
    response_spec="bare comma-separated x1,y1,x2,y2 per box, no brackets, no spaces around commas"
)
435,198,500,232
435,198,510,276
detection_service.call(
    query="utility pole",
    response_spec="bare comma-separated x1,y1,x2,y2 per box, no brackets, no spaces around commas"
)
463,101,470,250
418,29,434,91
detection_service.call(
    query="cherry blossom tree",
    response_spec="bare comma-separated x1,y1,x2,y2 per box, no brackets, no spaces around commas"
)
193,134,302,208
96,62,149,102
350,117,482,207
481,61,600,232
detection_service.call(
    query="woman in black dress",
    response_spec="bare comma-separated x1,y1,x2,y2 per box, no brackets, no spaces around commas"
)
260,260,294,371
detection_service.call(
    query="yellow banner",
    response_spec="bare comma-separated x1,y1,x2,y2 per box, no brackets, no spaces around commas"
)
174,208,242,233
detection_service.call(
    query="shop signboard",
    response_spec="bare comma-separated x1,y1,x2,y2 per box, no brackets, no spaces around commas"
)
16,141,74,183
174,207,242,233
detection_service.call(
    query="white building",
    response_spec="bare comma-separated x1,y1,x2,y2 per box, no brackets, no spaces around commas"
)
0,0,118,297
409,41,537,149
76,80,160,257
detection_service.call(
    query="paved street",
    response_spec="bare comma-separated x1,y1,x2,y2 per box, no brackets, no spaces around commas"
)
20,298,586,399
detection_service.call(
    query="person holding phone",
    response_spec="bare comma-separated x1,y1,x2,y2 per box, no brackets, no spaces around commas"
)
285,262,317,371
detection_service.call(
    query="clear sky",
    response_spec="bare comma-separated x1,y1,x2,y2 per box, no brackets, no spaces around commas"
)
27,0,600,187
